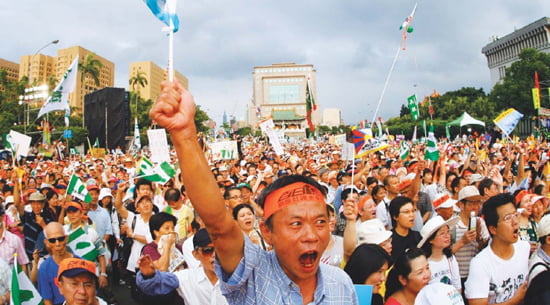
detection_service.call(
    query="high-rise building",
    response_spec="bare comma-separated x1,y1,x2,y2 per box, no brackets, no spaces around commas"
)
56,46,114,112
19,54,56,85
322,108,342,127
250,63,320,138
0,58,19,91
482,17,550,86
19,45,115,113
128,61,188,101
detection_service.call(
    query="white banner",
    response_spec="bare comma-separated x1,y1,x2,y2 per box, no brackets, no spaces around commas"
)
147,128,170,163
9,130,32,158
210,141,239,160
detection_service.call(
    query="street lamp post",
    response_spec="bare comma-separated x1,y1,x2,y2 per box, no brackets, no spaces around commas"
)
27,40,59,84
23,39,59,135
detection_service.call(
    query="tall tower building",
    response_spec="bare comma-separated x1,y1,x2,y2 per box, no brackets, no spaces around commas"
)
19,54,56,85
0,58,19,91
128,61,188,101
55,46,115,112
250,63,320,138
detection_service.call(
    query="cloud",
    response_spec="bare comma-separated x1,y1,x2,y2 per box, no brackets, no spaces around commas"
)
2,0,549,126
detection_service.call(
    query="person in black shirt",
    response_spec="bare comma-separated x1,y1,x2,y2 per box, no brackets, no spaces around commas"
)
389,196,421,261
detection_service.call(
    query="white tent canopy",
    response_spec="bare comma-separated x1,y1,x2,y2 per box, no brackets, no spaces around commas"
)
446,112,486,127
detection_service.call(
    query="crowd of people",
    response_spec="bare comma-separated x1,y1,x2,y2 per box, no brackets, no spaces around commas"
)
0,80,549,305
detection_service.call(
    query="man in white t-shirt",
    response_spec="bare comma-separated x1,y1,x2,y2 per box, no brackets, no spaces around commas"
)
465,193,529,305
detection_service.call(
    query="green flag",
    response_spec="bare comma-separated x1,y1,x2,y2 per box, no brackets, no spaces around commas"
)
140,161,176,185
67,174,92,203
3,134,15,153
424,125,440,161
399,141,410,160
67,227,98,261
11,261,44,305
408,94,419,121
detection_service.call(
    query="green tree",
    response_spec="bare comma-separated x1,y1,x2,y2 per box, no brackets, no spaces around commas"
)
317,125,331,134
194,105,211,134
79,53,103,87
489,48,550,117
129,70,148,116
400,104,410,117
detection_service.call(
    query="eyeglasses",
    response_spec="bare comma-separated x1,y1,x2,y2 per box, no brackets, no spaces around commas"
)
199,246,215,255
229,196,241,200
500,212,519,223
47,236,66,243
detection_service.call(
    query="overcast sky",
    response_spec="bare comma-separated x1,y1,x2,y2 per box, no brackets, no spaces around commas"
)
2,0,549,126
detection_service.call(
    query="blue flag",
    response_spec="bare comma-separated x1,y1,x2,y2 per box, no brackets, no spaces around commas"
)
143,0,179,32
493,108,523,136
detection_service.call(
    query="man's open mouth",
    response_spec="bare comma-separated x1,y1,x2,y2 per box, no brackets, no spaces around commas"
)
299,251,318,268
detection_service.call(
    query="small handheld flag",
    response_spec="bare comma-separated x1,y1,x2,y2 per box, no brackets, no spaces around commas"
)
143,0,179,32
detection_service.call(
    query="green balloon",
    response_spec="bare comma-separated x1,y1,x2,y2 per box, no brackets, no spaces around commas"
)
407,27,414,33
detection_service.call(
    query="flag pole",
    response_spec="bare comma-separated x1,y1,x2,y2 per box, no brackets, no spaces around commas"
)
168,29,174,82
371,2,417,125
371,45,402,124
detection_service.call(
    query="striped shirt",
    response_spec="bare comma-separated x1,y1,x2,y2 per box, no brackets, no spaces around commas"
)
216,236,358,305
22,211,54,260
0,228,29,266
0,258,9,296
453,218,490,279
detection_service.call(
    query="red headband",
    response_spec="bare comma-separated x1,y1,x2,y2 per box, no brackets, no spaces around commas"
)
433,194,450,209
263,182,325,220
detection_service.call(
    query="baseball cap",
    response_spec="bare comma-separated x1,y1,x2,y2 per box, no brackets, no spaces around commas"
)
98,188,113,201
418,216,460,248
57,257,98,281
468,173,484,184
66,201,83,212
457,186,482,202
193,228,212,248
432,193,457,209
28,192,46,202
356,219,392,245
537,214,550,238
237,183,252,191
86,184,100,192
415,282,465,305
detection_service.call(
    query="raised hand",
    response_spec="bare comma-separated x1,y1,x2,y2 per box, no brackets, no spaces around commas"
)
149,80,197,138
137,254,155,277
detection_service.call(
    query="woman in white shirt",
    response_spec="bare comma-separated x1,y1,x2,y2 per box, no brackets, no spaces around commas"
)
418,215,462,293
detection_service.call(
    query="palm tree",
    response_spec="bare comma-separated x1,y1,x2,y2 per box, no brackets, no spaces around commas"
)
129,70,148,116
79,52,103,88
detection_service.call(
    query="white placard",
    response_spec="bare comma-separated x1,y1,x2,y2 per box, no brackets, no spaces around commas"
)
9,130,32,158
342,142,355,161
259,118,275,133
210,141,239,160
147,128,170,163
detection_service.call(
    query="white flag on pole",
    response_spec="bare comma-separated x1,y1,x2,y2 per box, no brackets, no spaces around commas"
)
37,57,78,119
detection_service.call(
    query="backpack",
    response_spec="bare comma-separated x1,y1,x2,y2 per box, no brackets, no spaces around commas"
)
524,262,550,305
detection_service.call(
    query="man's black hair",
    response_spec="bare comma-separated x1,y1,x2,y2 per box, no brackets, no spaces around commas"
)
164,188,181,202
133,178,153,199
223,186,241,200
478,178,494,196
481,193,515,235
